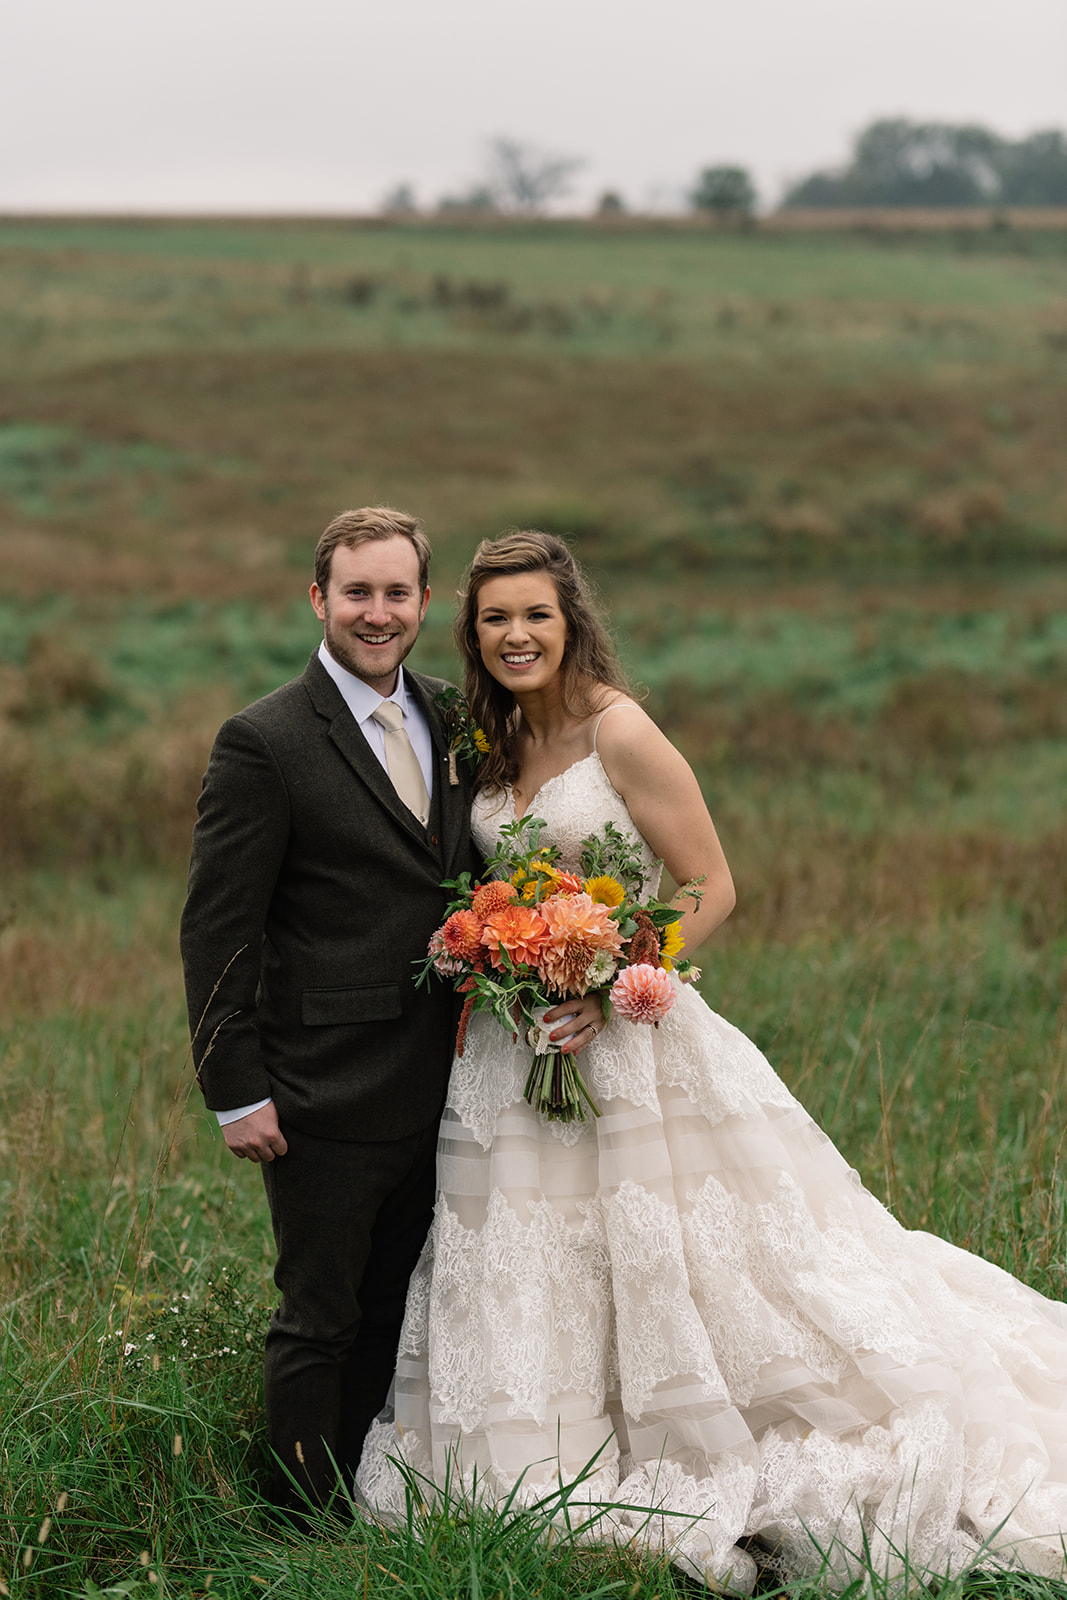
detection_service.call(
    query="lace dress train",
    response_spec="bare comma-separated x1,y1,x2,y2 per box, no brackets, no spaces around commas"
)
357,756,1067,1587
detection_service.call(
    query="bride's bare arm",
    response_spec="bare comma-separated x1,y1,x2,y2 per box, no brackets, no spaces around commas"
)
595,704,735,955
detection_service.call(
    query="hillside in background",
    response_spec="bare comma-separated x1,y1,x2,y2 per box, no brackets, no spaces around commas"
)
1,217,1066,1598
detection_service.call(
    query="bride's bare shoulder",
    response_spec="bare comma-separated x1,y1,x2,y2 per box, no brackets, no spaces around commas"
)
592,696,692,800
591,695,658,749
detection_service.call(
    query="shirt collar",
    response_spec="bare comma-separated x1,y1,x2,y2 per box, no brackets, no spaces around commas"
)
317,640,413,725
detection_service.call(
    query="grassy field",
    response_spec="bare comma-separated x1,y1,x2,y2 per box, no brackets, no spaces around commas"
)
1,218,1066,1598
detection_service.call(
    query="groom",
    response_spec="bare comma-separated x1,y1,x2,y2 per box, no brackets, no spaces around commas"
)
180,506,477,1510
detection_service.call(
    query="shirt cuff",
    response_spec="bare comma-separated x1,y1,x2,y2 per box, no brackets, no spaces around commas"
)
216,1097,273,1127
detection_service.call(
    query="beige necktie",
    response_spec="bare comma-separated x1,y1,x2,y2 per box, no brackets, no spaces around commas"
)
371,701,430,825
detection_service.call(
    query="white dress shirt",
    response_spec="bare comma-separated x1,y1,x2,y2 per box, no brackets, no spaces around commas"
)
216,644,435,1127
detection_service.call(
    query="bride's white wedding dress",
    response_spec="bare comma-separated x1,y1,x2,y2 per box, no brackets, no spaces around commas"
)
358,755,1067,1587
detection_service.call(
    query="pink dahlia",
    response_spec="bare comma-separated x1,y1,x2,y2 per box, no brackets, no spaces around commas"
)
440,909,486,964
427,929,466,977
481,904,550,970
539,892,624,995
610,963,675,1025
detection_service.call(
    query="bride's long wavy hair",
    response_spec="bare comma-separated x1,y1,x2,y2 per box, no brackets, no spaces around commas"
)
455,530,637,794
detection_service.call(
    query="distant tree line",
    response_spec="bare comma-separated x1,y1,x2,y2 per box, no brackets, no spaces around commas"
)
782,119,1067,208
380,120,1067,220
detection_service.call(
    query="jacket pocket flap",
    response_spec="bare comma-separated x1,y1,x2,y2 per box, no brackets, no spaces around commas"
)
301,984,402,1026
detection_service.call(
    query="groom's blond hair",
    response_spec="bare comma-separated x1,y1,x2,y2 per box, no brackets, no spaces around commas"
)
314,507,432,593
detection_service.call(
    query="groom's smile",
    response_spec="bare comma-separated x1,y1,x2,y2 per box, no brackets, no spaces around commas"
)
310,536,431,693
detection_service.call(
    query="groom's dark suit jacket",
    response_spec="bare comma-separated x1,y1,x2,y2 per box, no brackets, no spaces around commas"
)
180,653,475,1142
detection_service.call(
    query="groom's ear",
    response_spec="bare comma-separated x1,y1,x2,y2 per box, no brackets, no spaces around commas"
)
310,582,327,622
419,586,431,622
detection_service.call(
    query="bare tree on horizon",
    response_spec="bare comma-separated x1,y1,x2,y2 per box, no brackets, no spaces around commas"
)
485,137,583,214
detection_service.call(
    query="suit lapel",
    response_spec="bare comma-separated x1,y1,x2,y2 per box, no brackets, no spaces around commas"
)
406,671,471,874
303,656,438,857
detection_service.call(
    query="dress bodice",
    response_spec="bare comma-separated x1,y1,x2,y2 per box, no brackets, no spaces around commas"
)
470,753,662,896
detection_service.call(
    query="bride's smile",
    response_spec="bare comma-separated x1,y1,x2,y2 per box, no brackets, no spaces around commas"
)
474,572,568,694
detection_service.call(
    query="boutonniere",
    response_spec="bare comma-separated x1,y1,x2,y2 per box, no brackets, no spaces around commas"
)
435,687,490,785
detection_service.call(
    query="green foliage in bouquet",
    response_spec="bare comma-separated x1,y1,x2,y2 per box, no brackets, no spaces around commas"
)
418,814,702,1123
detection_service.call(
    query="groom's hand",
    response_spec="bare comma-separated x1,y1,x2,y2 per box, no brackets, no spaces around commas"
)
545,993,606,1056
222,1102,289,1162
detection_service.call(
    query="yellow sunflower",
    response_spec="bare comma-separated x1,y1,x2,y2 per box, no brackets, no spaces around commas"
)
473,727,491,753
659,920,685,971
584,874,626,908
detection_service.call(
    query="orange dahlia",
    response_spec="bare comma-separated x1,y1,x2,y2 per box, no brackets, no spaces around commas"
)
471,880,518,919
550,870,585,897
440,909,485,964
538,892,624,995
481,904,550,970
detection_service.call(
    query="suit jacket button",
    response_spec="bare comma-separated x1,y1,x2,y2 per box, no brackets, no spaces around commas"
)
430,834,438,845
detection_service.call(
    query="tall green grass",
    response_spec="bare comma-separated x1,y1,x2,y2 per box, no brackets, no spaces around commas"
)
3,882,1065,1595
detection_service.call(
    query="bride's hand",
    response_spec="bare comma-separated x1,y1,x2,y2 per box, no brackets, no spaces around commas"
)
544,993,605,1055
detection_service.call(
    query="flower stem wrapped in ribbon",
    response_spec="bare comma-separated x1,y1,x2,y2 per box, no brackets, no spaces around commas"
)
417,815,703,1123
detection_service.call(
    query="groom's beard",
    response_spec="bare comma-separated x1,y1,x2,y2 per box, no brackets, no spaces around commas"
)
321,608,419,690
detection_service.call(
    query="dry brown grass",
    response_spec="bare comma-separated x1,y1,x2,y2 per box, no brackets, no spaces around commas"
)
719,817,1067,948
0,884,182,1018
2,344,1065,608
661,669,1067,776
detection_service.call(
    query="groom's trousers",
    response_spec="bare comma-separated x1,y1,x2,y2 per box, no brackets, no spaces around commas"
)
260,1118,438,1509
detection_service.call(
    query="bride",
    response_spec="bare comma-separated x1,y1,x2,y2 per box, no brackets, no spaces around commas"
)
358,530,1067,1588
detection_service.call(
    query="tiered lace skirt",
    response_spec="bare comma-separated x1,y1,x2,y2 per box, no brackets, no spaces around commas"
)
357,983,1067,1584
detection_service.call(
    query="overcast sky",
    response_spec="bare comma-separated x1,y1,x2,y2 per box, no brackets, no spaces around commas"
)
4,0,1065,214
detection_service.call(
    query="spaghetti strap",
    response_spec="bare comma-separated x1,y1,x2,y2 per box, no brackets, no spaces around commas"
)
592,700,641,755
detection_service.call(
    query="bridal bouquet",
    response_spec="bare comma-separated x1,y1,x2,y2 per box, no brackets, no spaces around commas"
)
418,814,702,1123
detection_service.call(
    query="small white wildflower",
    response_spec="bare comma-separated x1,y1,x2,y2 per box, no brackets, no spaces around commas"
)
583,949,618,989
124,1343,137,1356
